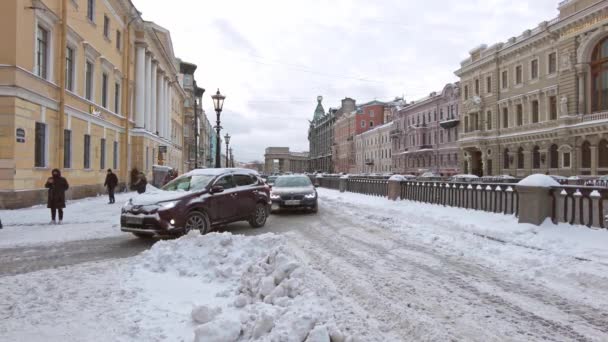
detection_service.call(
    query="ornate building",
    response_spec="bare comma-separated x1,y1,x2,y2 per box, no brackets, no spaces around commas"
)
455,0,608,177
391,83,461,176
308,96,334,172
354,122,393,174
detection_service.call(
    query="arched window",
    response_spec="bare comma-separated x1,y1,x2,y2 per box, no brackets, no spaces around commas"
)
517,147,524,169
550,144,559,169
582,141,591,169
591,37,608,112
533,146,541,169
503,149,510,169
599,139,608,168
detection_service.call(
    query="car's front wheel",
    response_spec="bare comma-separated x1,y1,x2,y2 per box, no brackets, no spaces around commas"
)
184,211,210,235
249,203,268,228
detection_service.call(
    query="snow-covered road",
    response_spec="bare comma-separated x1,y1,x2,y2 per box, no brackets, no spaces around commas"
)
1,188,608,341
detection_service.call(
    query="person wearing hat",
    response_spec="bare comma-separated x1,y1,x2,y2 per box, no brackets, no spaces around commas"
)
104,169,119,204
45,169,69,224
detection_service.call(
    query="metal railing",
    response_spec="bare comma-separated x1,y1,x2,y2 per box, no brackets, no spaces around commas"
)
549,185,608,228
318,177,340,190
346,178,388,197
399,181,519,216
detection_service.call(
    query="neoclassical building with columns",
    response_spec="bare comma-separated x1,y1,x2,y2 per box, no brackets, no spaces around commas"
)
0,0,186,208
455,0,608,177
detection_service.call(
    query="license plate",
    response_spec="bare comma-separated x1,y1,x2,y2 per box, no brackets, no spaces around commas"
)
285,200,301,206
125,216,143,225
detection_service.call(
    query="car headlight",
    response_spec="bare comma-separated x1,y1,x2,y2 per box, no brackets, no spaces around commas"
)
158,200,179,209
305,192,317,199
270,194,281,200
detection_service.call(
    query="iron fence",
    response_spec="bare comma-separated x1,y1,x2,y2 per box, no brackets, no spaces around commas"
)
346,178,388,197
318,177,341,190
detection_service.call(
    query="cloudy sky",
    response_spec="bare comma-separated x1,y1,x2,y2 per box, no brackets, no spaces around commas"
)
135,0,559,162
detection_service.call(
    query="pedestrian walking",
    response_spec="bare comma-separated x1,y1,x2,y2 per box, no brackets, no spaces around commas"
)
133,172,148,194
104,169,118,204
45,169,69,225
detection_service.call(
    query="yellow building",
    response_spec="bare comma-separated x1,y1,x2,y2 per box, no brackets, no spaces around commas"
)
0,0,186,208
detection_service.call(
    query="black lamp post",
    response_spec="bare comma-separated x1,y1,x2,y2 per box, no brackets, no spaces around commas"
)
212,89,226,168
229,147,234,167
224,133,231,167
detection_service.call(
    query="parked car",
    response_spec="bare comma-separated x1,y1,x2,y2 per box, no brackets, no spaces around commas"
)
270,175,318,213
449,174,480,182
121,168,270,238
267,176,278,186
480,175,517,183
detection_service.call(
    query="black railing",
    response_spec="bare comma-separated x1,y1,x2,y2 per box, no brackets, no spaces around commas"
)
318,177,341,190
549,185,608,228
399,181,518,216
346,178,388,197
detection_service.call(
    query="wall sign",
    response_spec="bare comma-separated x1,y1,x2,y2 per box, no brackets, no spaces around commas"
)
16,128,25,143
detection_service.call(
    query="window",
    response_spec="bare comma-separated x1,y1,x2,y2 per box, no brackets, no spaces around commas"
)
103,15,110,38
36,26,48,79
486,110,492,130
84,134,91,169
87,0,95,22
549,96,558,120
369,110,374,117
531,59,539,79
116,30,121,50
599,139,608,168
475,79,479,95
531,100,539,123
503,149,510,169
214,175,235,189
35,122,46,167
533,146,541,169
517,147,524,169
464,85,469,100
502,107,509,128
85,61,94,101
100,138,106,169
361,121,365,128
114,82,120,113
548,52,557,74
66,47,74,91
369,121,374,128
516,104,523,126
102,73,108,108
591,37,608,112
502,70,508,89
563,152,571,168
486,76,492,93
581,141,591,169
550,144,559,169
64,129,71,168
113,141,118,169
515,65,523,84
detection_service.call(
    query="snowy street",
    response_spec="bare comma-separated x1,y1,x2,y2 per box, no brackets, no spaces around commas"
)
1,189,608,341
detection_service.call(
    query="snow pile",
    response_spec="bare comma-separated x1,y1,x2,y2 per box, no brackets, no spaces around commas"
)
133,232,348,342
518,174,560,187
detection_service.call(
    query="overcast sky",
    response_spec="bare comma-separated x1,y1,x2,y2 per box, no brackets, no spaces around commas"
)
135,0,559,162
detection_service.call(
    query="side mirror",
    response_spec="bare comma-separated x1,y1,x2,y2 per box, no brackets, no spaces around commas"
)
210,185,224,194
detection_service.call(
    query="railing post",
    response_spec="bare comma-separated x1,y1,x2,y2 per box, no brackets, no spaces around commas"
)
339,175,348,193
516,175,559,226
387,175,403,201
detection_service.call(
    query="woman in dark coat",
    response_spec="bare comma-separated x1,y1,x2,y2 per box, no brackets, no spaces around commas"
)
45,168,69,224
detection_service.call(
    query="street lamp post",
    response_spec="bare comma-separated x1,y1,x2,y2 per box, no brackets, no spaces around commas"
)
211,89,226,168
224,133,231,167
229,147,233,167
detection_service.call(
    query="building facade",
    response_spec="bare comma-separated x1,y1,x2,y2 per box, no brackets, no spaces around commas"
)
455,0,608,177
331,98,357,174
0,0,187,208
392,83,461,176
264,147,309,174
354,122,393,174
308,96,334,173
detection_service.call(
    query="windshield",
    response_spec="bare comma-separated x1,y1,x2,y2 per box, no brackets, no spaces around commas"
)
162,175,215,192
274,176,312,188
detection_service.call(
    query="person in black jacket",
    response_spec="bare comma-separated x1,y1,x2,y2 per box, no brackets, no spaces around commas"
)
133,172,148,194
45,169,69,225
104,169,119,204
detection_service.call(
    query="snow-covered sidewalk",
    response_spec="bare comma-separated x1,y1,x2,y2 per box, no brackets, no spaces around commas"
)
0,192,132,248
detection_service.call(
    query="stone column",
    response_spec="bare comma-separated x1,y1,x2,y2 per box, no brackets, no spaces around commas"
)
167,81,172,141
517,185,553,226
159,77,166,138
591,145,598,176
134,44,146,128
144,52,152,131
164,77,170,139
156,69,164,136
150,61,158,135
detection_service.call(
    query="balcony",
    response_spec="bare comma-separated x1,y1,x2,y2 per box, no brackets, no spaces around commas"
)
365,159,374,166
390,128,403,136
439,118,460,129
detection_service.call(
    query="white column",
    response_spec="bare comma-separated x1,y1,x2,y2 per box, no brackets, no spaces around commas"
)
135,45,146,128
144,52,152,131
156,70,164,137
164,77,169,139
150,61,158,135
167,82,172,141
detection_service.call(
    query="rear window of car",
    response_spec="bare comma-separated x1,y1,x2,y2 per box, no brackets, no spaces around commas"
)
274,176,312,187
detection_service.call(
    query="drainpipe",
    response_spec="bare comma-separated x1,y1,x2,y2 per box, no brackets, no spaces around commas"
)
57,0,68,168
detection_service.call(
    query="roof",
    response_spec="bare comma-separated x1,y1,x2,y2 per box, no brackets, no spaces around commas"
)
185,168,260,177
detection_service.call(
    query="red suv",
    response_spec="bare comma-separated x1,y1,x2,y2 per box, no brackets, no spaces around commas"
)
121,168,270,237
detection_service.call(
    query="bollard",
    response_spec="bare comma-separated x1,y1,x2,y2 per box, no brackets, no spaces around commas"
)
516,174,559,226
339,175,349,193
